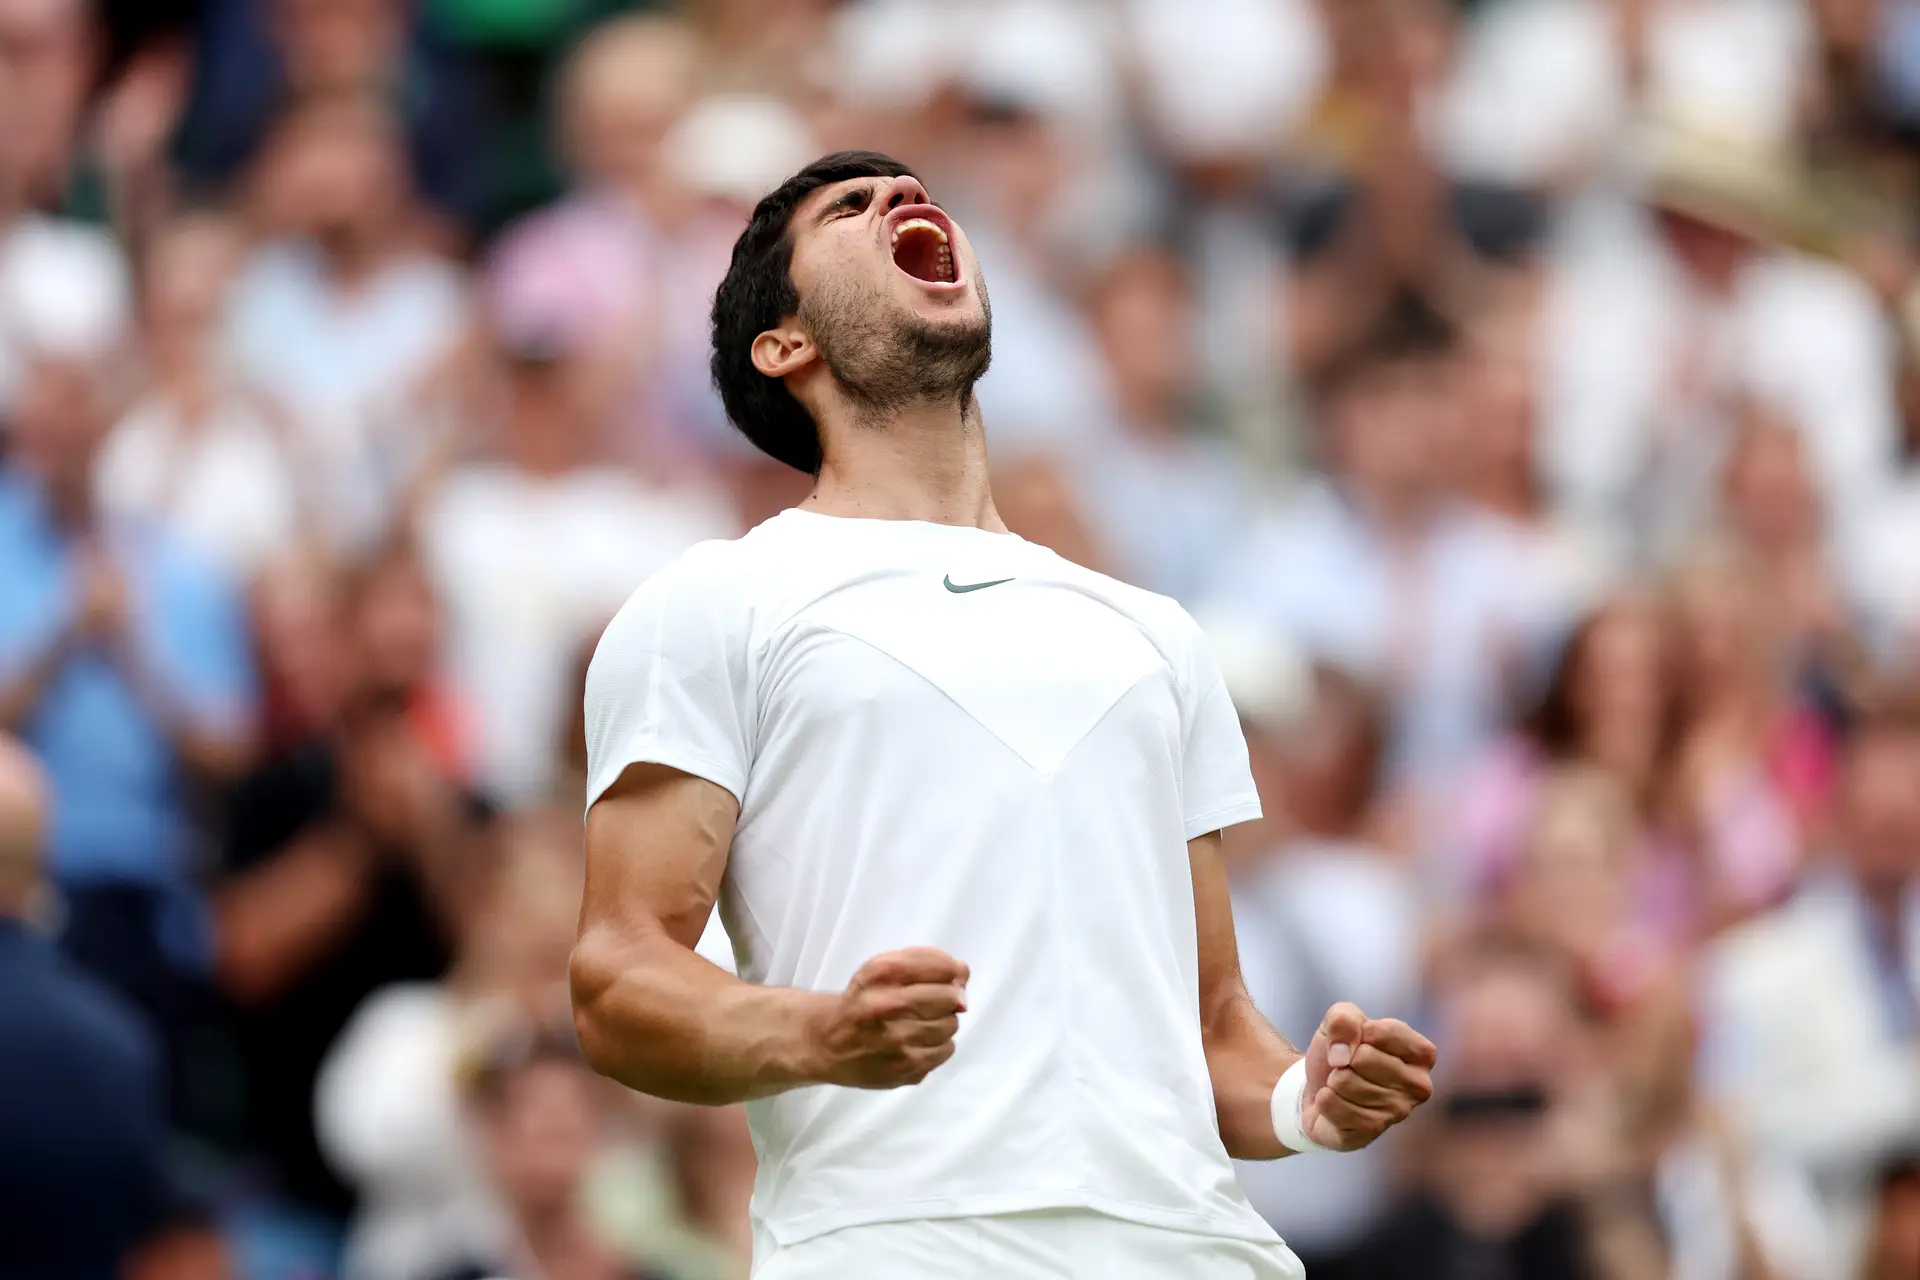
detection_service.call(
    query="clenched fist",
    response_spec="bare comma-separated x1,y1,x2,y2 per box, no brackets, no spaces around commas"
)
1300,1002,1437,1151
805,947,969,1089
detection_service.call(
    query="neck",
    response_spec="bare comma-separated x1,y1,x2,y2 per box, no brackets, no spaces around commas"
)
806,395,1007,530
1116,382,1179,439
503,424,589,478
1861,874,1908,924
518,1201,605,1278
1345,480,1433,543
44,479,94,533
320,229,389,290
155,347,215,417
1466,466,1537,521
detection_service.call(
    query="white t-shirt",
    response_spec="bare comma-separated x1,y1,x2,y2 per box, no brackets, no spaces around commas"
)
96,394,301,584
584,508,1274,1250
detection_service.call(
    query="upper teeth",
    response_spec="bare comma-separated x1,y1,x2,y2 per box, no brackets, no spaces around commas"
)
891,218,949,247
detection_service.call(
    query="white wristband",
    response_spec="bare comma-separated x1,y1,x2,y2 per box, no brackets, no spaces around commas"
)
1271,1058,1334,1154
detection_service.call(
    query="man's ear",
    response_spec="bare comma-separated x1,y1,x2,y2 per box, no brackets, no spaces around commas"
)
751,321,816,380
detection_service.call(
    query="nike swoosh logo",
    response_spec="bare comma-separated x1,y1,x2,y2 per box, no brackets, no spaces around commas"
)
944,575,1014,594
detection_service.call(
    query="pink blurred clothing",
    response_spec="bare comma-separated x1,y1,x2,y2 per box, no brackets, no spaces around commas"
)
1445,712,1830,942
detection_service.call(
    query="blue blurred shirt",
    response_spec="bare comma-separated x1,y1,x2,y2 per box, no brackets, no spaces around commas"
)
0,472,255,886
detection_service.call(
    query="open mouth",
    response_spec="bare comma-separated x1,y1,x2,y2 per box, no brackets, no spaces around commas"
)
890,211,958,285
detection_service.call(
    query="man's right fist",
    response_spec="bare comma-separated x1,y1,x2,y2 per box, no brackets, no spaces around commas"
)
805,947,969,1089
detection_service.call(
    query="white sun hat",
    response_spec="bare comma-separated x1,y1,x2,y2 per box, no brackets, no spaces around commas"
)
1127,0,1328,161
660,94,820,209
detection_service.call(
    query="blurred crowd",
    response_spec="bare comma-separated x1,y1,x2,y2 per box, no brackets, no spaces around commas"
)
5,0,1920,1279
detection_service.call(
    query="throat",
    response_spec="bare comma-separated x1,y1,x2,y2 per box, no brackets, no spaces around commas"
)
806,397,1005,531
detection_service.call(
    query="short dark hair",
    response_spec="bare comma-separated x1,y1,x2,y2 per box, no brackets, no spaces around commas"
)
710,150,918,473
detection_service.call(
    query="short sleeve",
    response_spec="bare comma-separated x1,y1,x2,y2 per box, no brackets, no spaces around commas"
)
1178,613,1263,840
583,555,754,813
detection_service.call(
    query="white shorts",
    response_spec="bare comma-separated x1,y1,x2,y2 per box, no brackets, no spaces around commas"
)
751,1210,1307,1279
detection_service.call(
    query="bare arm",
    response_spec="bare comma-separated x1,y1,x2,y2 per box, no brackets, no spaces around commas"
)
0,627,76,733
1193,830,1308,1160
571,762,968,1106
111,633,255,783
215,821,378,1004
1192,830,1438,1159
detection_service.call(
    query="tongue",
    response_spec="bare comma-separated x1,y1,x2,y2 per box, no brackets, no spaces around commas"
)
893,228,948,283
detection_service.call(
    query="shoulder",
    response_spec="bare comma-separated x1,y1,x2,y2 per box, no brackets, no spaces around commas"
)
613,528,769,610
9,945,156,1079
1702,885,1849,995
1041,551,1215,668
1744,253,1888,346
590,530,776,664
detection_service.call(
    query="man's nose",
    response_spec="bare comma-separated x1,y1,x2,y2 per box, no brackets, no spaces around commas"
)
881,174,930,210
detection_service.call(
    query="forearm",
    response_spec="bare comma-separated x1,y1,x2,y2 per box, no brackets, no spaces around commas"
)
0,630,75,731
215,823,377,1004
571,920,829,1106
1205,985,1304,1160
112,640,253,782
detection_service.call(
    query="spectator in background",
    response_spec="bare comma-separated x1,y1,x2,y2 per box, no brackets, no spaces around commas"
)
416,243,735,808
1445,590,1679,902
482,14,700,474
1541,120,1899,552
1072,244,1253,603
428,1027,678,1280
0,732,170,1280
1206,292,1547,790
318,806,751,1280
1492,768,1693,1187
176,0,493,231
0,209,130,430
1700,710,1920,1277
0,0,132,421
0,0,96,212
1352,943,1669,1280
228,92,468,555
0,339,256,1113
1843,380,1920,672
97,209,304,585
496,18,817,499
213,544,485,1279
1716,404,1875,709
1663,541,1825,941
1452,293,1620,624
316,813,575,1280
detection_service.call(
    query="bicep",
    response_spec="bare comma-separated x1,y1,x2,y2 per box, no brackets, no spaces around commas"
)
581,762,740,951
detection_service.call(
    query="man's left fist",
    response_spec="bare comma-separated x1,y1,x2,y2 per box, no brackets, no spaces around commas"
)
1300,1002,1437,1151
